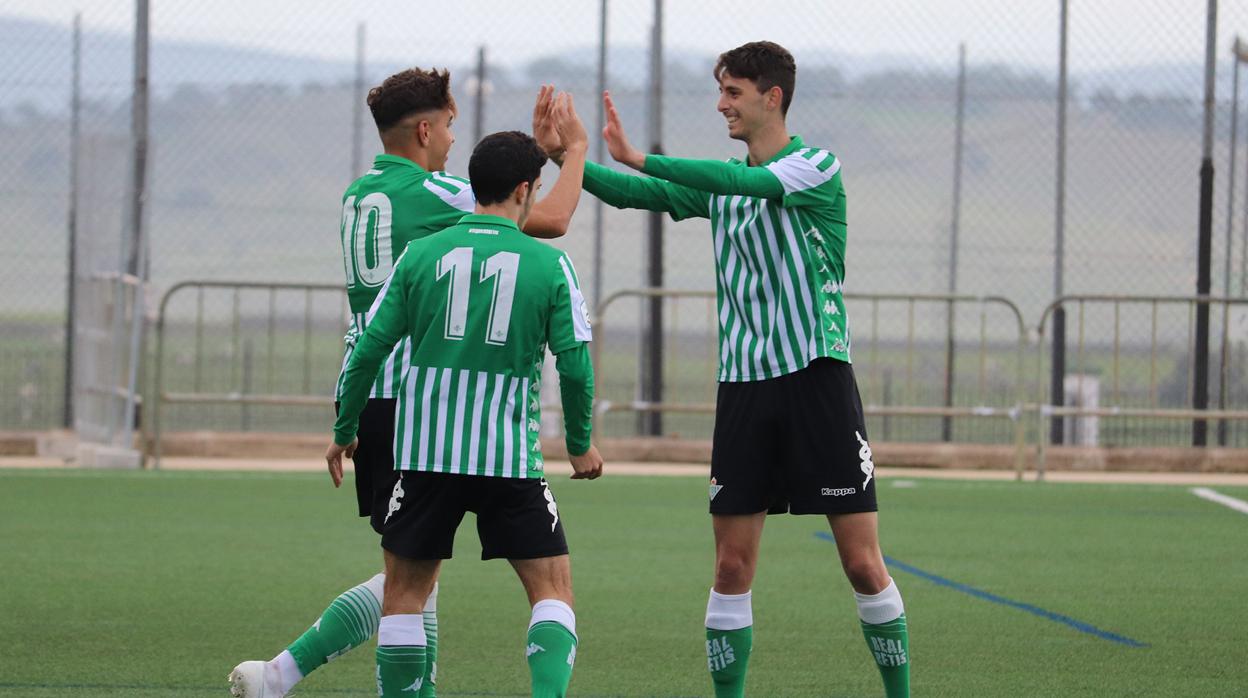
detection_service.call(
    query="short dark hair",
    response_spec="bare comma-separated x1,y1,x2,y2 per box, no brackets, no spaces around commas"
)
468,131,547,206
367,67,453,132
714,41,797,115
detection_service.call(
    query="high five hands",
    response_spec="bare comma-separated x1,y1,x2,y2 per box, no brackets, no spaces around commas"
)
601,90,646,170
534,88,642,170
533,85,588,162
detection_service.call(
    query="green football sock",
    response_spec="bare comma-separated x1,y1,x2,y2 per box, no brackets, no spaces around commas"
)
705,588,753,698
286,574,383,676
862,615,910,698
706,627,752,698
420,584,439,698
527,621,577,698
376,645,426,697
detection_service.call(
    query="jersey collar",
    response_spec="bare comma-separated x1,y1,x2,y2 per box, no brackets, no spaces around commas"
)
373,153,426,172
456,213,521,233
756,135,804,167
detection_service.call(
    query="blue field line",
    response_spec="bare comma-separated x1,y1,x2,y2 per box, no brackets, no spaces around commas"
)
813,531,1148,648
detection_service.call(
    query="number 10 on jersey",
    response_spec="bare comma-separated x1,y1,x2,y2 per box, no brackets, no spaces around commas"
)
438,247,520,346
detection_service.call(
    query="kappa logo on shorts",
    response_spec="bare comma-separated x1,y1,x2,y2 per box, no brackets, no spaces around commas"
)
541,480,559,532
384,478,405,525
709,477,723,501
821,487,857,497
856,431,875,489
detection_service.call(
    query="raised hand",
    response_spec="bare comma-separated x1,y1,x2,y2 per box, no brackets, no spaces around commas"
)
552,92,589,153
532,84,563,158
602,90,645,170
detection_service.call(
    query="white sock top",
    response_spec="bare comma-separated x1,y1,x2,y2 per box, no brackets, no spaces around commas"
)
272,649,303,694
378,613,427,647
529,599,577,638
424,581,439,613
363,572,385,606
705,588,753,631
854,579,905,625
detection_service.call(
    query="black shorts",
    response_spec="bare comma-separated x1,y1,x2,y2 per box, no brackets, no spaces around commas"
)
380,471,569,561
709,358,878,516
336,398,400,535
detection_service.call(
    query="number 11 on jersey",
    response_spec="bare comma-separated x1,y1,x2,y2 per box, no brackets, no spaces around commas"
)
437,247,520,346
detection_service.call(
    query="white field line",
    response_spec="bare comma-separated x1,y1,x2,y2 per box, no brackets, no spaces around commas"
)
1191,487,1248,515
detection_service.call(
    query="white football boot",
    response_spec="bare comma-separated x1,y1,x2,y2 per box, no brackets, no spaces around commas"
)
227,660,285,697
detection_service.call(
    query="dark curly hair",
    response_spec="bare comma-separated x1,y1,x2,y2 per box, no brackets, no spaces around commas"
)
469,131,548,206
714,41,796,115
367,67,453,132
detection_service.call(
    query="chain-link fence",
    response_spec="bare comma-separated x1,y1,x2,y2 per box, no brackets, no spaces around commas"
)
6,1,1248,447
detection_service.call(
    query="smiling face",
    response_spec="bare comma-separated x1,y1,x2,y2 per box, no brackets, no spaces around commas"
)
716,72,780,142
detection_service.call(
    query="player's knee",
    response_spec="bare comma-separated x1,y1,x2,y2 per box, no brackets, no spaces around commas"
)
841,555,888,594
714,552,755,591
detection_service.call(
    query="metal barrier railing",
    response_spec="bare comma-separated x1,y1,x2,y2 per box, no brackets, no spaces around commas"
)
1033,294,1248,477
151,280,347,468
147,280,1248,478
592,289,1031,478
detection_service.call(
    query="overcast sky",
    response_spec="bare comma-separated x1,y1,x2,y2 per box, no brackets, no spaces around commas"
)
7,0,1248,72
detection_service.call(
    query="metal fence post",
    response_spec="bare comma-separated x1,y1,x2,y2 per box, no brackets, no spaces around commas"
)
943,42,967,443
351,22,365,180
1051,0,1070,446
63,12,82,430
640,0,664,436
1193,0,1218,446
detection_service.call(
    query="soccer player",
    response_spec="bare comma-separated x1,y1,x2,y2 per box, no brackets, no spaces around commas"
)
542,41,910,697
329,127,601,698
228,70,587,698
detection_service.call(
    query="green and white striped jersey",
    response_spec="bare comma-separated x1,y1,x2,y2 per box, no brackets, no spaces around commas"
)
584,135,847,382
336,154,476,400
333,213,595,478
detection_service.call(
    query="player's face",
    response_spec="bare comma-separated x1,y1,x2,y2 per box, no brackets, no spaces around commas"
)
717,73,768,142
426,104,457,171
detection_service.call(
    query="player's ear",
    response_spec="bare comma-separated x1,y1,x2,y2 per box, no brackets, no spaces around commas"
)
766,85,783,112
416,119,431,147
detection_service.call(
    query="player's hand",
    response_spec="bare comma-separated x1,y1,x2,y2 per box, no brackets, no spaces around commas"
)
532,85,564,160
569,445,604,480
325,438,357,488
602,91,645,170
552,92,589,154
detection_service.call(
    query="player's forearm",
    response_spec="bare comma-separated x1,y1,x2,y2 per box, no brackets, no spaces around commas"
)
583,160,680,213
642,154,784,199
554,344,594,455
524,145,588,239
332,336,391,445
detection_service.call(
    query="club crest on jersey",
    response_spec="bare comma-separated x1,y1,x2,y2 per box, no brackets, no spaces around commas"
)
709,477,724,501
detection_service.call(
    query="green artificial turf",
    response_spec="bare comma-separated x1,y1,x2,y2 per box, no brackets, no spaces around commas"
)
0,469,1245,697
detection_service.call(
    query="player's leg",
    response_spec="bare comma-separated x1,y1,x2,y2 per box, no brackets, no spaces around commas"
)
783,359,909,697
706,513,766,698
828,512,909,697
478,477,576,698
511,555,578,698
704,377,780,698
228,399,401,697
376,471,464,697
377,550,440,697
356,398,443,698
